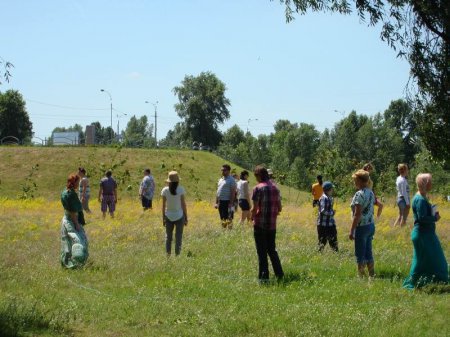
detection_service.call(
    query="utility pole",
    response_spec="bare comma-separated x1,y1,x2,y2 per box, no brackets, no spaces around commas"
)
145,100,158,146
100,89,113,142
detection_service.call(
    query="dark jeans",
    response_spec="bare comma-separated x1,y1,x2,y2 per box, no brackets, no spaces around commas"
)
218,200,233,220
253,227,284,280
317,226,338,252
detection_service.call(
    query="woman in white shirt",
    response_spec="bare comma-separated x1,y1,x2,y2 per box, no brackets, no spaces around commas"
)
394,163,410,227
236,170,251,225
161,171,188,256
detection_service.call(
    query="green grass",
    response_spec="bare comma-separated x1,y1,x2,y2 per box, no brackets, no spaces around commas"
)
0,147,449,336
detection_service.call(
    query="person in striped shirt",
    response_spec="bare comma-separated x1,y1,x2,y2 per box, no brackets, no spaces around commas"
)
317,181,338,252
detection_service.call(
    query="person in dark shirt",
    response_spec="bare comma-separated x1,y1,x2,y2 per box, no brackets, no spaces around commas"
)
98,170,118,219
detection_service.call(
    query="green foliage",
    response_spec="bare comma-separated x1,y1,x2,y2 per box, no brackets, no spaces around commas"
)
217,106,449,198
0,57,13,86
276,0,450,160
123,115,156,148
91,121,115,145
0,90,33,143
18,164,39,200
173,71,231,147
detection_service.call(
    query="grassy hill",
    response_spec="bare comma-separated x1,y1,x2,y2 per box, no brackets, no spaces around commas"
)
0,146,309,204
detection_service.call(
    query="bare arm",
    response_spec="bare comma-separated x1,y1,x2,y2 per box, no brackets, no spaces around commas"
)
349,204,362,240
181,194,188,225
161,196,166,226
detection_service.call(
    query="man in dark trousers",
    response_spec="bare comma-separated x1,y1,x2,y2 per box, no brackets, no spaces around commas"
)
251,165,284,283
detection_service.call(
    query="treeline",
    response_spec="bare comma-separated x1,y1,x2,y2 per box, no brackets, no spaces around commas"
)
215,100,449,198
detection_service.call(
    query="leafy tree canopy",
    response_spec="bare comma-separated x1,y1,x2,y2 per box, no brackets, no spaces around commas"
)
123,115,155,148
0,90,32,143
173,71,231,148
276,0,450,160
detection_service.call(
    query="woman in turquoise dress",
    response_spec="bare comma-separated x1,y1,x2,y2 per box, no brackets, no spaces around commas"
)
403,173,448,289
60,173,89,268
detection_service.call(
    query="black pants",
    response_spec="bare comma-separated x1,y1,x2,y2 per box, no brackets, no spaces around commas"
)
317,226,338,252
218,200,232,220
253,227,284,280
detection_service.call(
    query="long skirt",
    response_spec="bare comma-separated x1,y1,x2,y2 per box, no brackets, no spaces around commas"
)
60,215,89,268
403,227,448,289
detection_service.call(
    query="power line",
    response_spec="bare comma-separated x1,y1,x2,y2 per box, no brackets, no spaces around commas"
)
26,98,109,111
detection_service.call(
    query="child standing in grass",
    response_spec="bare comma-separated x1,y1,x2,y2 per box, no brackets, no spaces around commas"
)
317,181,338,252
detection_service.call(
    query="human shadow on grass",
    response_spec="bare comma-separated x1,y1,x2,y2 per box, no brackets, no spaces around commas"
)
261,271,317,287
418,283,450,294
375,268,407,282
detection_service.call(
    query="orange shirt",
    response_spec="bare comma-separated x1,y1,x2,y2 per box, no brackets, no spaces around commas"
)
312,183,323,200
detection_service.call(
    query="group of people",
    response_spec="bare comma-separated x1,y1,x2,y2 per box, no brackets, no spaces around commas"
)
59,163,448,289
310,163,448,287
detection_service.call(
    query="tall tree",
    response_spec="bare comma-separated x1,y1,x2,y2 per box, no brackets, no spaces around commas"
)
123,115,155,148
91,122,114,145
173,71,231,147
0,90,33,143
383,99,420,164
277,0,450,160
221,124,246,148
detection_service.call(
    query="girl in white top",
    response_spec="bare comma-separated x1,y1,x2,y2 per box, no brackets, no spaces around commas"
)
394,163,410,227
236,170,252,225
161,171,188,256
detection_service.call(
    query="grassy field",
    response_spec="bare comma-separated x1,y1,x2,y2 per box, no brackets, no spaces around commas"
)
0,147,449,337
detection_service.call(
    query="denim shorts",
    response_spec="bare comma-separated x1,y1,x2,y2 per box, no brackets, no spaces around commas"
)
354,223,375,264
397,198,406,211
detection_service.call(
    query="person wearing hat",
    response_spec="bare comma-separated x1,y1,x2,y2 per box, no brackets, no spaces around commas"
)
161,171,188,256
317,181,338,252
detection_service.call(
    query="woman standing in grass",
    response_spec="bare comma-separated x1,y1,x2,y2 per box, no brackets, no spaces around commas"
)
60,173,89,268
349,169,375,277
161,171,188,256
403,173,448,289
394,163,410,227
78,167,91,213
237,170,251,225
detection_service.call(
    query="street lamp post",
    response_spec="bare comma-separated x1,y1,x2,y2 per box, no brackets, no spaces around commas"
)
247,118,259,133
100,89,113,142
145,100,158,146
116,112,127,140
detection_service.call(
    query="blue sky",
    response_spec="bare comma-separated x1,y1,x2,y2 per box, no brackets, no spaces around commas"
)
1,0,410,142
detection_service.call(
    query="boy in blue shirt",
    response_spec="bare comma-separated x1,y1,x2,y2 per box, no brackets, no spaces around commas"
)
317,181,338,252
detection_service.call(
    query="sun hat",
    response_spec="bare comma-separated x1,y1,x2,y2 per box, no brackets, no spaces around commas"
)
322,181,334,191
166,171,180,183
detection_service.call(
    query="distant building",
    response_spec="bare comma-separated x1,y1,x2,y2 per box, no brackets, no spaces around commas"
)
85,125,96,145
52,132,79,145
